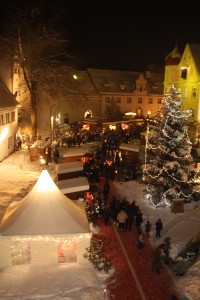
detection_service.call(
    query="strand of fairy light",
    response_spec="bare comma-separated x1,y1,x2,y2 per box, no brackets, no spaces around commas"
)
145,108,197,183
143,98,200,205
144,126,196,182
7,235,88,249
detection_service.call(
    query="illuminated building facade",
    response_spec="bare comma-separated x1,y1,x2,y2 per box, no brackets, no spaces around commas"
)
0,80,20,161
164,43,200,125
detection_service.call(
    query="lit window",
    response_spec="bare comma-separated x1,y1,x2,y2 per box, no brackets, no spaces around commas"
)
148,98,153,104
192,87,197,98
11,241,31,265
184,88,188,97
58,242,77,263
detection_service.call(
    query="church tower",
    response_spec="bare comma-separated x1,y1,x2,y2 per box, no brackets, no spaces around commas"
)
164,45,181,94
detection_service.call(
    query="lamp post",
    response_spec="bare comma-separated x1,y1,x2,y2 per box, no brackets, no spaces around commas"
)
103,289,107,299
50,104,55,144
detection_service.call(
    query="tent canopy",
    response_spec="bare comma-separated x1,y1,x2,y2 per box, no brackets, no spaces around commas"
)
0,170,90,236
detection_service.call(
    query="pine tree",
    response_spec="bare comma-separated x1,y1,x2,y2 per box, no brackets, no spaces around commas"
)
143,85,200,207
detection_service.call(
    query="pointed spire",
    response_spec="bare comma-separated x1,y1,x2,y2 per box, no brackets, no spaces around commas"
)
165,45,181,66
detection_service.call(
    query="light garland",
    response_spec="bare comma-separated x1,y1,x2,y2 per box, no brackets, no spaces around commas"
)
3,234,90,250
143,85,200,206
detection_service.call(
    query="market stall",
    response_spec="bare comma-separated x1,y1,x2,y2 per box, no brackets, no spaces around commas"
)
56,161,83,180
57,177,90,200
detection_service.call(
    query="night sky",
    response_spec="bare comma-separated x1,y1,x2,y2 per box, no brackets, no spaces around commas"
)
1,0,200,71
68,1,200,71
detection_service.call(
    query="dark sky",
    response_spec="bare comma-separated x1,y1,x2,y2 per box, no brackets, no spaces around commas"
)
1,0,200,71
68,1,200,71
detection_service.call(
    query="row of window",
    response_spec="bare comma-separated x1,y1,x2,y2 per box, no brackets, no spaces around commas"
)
0,111,15,126
183,87,197,98
166,86,197,99
11,241,77,265
105,97,163,104
102,83,147,92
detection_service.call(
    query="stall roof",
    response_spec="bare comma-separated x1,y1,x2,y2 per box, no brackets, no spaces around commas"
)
57,177,90,194
56,161,83,175
63,148,89,158
119,143,139,152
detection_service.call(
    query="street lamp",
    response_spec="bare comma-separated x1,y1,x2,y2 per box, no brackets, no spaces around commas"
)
50,104,55,144
104,289,107,299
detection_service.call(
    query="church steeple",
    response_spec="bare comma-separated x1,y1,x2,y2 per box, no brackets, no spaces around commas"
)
165,45,181,66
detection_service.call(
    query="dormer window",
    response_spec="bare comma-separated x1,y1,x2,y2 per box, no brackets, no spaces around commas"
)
119,84,126,91
102,80,111,91
181,67,188,79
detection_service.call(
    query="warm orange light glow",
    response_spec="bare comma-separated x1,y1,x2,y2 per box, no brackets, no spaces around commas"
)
121,123,129,130
0,127,9,143
125,112,136,117
82,124,89,130
109,124,116,130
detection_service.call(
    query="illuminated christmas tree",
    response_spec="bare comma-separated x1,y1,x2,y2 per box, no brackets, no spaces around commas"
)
83,234,113,273
143,85,200,207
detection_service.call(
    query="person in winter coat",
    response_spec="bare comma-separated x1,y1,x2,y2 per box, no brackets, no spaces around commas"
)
117,209,128,231
136,234,144,255
145,220,151,238
53,147,60,164
155,218,163,238
103,204,111,226
163,237,171,265
152,244,164,274
135,210,143,233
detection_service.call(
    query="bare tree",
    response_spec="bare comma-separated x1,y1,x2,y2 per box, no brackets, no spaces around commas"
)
0,0,79,139
105,98,123,121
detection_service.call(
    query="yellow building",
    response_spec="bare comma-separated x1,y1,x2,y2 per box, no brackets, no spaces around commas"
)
164,43,200,124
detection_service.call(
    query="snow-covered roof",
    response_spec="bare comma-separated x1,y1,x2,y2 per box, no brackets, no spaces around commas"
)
188,44,200,77
0,80,20,109
119,143,139,152
87,68,164,95
56,161,83,174
0,170,90,236
63,148,89,158
57,177,90,194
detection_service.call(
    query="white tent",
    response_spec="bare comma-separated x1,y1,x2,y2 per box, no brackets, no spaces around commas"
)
0,170,91,267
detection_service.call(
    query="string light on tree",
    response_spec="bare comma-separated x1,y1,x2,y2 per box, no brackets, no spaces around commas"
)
143,85,200,207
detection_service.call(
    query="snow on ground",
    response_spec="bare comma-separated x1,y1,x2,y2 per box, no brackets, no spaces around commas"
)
0,144,200,299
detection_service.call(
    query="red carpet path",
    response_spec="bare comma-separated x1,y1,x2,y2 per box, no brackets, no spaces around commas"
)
95,178,182,300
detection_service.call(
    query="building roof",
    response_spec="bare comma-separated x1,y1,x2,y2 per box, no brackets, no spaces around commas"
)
0,170,90,236
165,45,181,66
68,70,99,97
187,43,200,77
0,79,20,109
87,68,164,95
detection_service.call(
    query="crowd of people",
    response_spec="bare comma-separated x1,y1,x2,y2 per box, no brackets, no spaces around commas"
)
54,126,172,277
82,159,170,276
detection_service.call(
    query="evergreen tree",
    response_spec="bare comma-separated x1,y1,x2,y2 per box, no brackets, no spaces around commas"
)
143,85,200,207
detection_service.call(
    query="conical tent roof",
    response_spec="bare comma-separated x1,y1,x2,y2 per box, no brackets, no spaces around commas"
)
0,170,90,236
